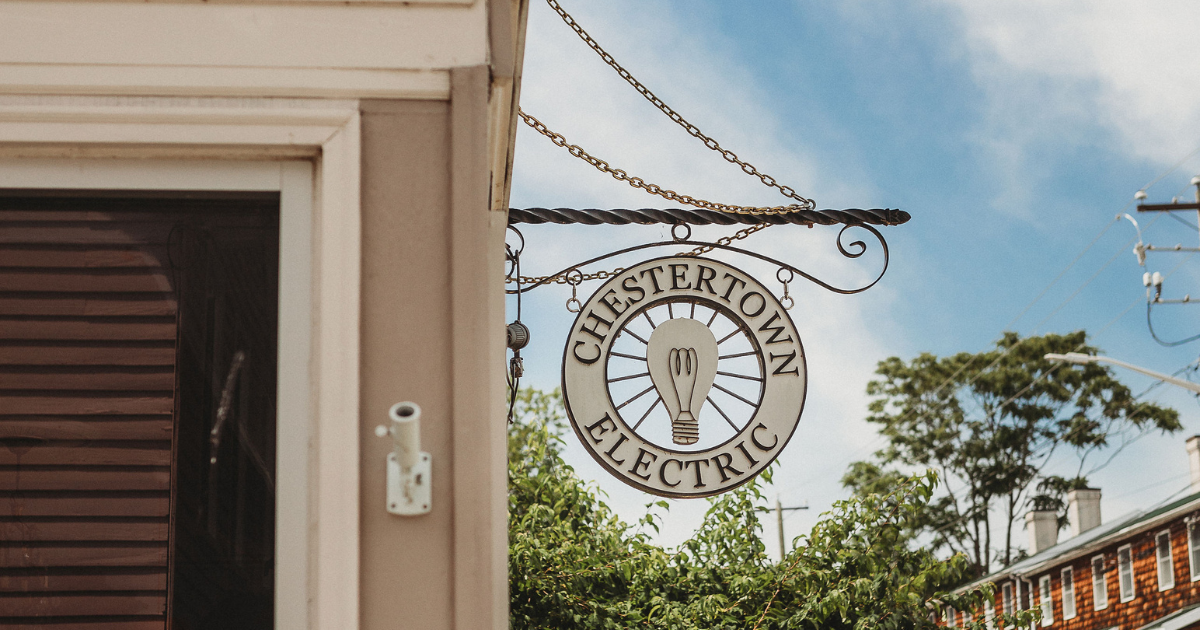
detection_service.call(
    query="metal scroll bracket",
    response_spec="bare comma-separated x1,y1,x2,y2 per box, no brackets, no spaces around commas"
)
506,222,894,297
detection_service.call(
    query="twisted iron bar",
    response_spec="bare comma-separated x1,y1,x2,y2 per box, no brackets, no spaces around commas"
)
507,207,909,227
507,224,890,296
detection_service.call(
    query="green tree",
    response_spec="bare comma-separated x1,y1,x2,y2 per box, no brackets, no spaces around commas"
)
509,387,1036,629
842,331,1180,575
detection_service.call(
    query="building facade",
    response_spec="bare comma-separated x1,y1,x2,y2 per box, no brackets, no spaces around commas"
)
0,1,528,629
953,438,1200,630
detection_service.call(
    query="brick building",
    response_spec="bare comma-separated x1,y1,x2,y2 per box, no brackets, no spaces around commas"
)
948,437,1200,630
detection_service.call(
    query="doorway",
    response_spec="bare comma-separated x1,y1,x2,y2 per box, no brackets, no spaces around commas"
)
0,193,279,628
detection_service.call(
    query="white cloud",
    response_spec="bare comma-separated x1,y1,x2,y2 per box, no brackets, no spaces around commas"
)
938,0,1200,197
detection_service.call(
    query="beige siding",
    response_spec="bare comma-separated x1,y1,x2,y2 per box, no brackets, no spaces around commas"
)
358,65,508,630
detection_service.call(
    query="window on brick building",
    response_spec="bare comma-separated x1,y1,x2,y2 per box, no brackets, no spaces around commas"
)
1092,554,1108,610
1039,575,1053,626
1022,578,1035,630
985,598,995,629
944,606,956,627
1118,544,1135,602
1157,530,1175,591
1061,567,1076,620
1003,582,1015,615
1188,521,1200,581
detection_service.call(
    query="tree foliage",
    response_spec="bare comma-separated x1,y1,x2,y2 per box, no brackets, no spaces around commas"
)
509,388,1036,629
842,331,1181,575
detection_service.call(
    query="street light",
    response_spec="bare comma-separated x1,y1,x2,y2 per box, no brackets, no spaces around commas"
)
1044,352,1200,395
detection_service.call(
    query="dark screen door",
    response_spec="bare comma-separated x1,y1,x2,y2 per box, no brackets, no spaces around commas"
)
0,193,279,629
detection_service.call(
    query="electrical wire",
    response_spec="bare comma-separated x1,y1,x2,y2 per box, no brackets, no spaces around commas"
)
922,212,1149,424
978,294,1179,463
839,217,1124,460
1028,227,1148,332
1046,356,1199,479
1167,210,1199,232
1003,215,1121,332
1138,142,1200,193
1138,169,1200,345
1147,302,1200,346
774,144,1200,505
954,219,1158,420
778,232,1159,501
780,220,1169,502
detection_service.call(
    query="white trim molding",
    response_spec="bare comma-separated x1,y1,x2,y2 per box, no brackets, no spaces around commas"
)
0,95,362,630
0,2,485,99
0,65,449,100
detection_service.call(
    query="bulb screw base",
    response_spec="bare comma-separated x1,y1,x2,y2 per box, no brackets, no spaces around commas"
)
672,416,699,445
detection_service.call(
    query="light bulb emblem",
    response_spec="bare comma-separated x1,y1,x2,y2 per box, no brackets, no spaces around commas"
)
646,318,718,445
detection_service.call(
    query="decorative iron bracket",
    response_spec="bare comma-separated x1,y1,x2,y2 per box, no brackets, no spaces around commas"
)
506,221,897,297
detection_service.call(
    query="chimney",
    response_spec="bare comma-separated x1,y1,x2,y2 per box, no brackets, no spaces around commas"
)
1187,436,1200,493
1026,510,1058,554
1068,488,1102,537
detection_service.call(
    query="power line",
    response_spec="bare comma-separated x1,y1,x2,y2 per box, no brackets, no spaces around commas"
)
775,150,1200,503
786,217,1132,494
955,214,1166,420
1145,253,1199,346
1138,142,1200,193
778,290,1152,503
1003,216,1121,332
968,290,1191,470
1167,210,1199,231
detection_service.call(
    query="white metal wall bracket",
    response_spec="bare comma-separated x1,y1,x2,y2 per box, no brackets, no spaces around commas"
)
378,401,432,516
387,451,431,515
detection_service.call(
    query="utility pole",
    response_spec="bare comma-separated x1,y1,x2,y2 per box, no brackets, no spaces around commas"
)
773,495,808,560
1132,175,1200,303
776,497,784,561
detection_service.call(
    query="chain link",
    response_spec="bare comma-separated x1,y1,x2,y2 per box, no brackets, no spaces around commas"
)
521,111,810,217
517,265,627,286
508,223,767,286
678,223,768,257
541,0,815,214
515,1,810,294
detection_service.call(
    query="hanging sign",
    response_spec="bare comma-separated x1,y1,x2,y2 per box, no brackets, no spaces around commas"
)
562,256,807,498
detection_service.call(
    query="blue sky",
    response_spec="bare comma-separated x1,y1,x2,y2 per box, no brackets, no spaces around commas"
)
508,0,1200,561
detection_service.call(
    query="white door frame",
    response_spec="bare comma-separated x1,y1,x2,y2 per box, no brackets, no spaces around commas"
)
0,95,363,630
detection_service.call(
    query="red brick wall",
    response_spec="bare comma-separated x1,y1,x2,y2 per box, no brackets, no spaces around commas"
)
982,512,1200,630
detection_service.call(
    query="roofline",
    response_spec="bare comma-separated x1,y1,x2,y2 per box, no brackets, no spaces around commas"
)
966,491,1200,589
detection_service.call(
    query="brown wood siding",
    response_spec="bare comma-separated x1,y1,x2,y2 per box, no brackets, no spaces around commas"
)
0,199,179,627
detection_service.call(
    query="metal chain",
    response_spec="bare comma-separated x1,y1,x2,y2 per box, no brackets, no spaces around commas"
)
678,223,768,257
777,267,795,310
517,265,627,287
520,111,810,217
508,223,767,286
542,0,815,213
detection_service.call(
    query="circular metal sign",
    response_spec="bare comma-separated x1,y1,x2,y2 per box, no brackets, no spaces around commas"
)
562,256,807,498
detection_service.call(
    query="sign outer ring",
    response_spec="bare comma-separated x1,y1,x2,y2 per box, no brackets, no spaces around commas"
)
560,255,807,498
